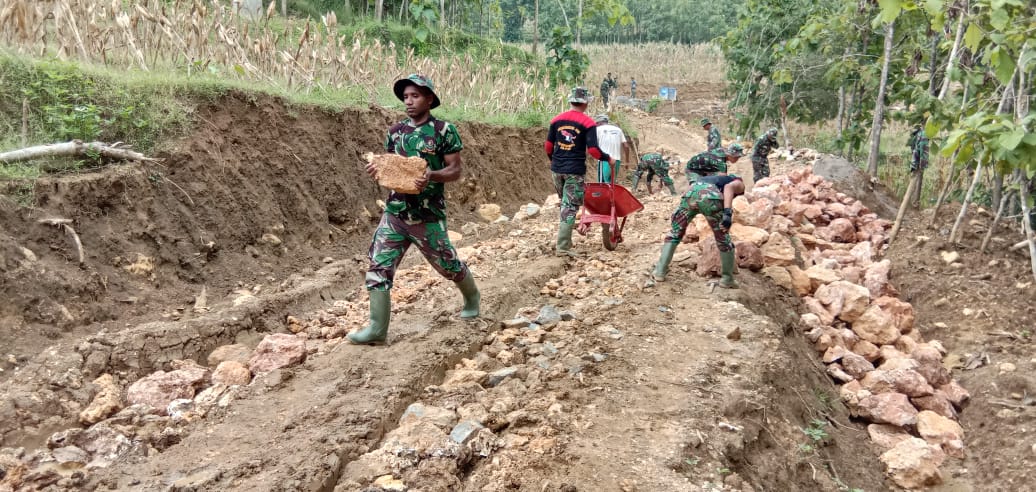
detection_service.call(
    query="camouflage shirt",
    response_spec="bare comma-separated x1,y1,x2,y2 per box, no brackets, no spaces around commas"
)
752,134,778,160
383,116,463,222
686,148,728,175
911,133,929,171
707,126,722,150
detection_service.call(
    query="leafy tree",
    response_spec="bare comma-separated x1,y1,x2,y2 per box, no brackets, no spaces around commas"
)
546,26,590,88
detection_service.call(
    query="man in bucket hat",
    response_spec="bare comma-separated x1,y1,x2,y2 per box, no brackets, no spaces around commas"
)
701,118,722,151
349,74,480,345
544,87,616,257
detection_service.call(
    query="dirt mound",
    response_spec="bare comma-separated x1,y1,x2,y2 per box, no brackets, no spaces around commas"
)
0,92,552,381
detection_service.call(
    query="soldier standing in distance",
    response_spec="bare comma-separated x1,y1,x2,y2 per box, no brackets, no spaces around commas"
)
349,74,480,345
908,125,929,207
651,174,746,289
685,144,744,185
630,77,638,99
545,87,615,257
702,118,722,150
751,128,779,182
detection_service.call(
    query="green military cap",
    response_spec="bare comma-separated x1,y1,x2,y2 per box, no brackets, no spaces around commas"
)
700,118,711,127
726,143,744,158
595,114,610,123
569,87,590,104
393,74,441,109
766,127,778,138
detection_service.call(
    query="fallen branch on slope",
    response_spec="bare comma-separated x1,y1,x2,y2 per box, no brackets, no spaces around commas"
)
0,140,159,164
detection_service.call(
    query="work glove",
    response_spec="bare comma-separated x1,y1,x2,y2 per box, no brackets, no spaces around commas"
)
721,208,733,230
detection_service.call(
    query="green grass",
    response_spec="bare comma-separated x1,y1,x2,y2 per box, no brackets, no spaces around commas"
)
0,45,552,183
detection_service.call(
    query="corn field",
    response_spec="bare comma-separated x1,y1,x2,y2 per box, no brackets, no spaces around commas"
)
584,43,726,88
0,0,561,116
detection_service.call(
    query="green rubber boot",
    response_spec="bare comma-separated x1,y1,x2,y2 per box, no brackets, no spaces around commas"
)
652,242,678,281
455,274,480,319
719,250,740,289
556,222,577,257
348,290,391,345
631,175,641,192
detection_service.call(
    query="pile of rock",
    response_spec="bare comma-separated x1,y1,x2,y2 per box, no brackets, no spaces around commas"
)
0,333,310,489
692,166,967,488
338,304,603,491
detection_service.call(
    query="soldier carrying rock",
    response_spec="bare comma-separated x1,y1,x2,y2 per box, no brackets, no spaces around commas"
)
651,174,746,289
349,74,480,345
750,127,779,181
685,143,744,184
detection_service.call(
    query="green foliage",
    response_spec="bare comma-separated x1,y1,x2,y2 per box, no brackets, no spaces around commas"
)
408,0,440,43
801,419,829,442
546,27,590,88
0,54,193,155
647,97,662,113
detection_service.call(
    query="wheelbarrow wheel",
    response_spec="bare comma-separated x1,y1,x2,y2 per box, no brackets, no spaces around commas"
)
601,223,619,251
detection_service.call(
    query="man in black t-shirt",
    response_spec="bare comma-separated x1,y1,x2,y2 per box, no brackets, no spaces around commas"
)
545,87,615,257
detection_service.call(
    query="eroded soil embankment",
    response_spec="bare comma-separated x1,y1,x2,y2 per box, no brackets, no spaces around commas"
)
0,92,554,447
0,91,552,374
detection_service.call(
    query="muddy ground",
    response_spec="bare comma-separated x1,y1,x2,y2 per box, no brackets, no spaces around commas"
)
1,91,1034,491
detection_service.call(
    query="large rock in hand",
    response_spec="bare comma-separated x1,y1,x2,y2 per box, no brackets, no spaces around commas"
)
365,152,428,194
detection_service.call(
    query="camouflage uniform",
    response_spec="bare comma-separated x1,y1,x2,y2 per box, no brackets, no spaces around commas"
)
751,130,778,181
910,130,929,172
707,127,722,151
600,80,611,106
367,116,469,291
644,153,674,188
908,127,930,206
664,181,733,252
685,148,728,183
553,173,585,224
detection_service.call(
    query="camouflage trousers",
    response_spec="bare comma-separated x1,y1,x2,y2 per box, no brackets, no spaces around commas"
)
665,182,733,252
751,156,770,182
685,171,705,185
638,164,671,185
366,212,469,291
553,172,585,225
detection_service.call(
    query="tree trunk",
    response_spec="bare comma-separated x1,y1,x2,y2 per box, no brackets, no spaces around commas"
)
927,32,940,96
0,140,158,163
981,189,1015,253
1021,179,1036,283
375,0,384,22
440,0,446,27
927,166,958,229
991,172,1003,214
950,161,983,244
532,0,539,53
836,84,845,148
281,0,286,17
889,172,920,245
576,0,583,44
866,20,895,178
938,3,967,100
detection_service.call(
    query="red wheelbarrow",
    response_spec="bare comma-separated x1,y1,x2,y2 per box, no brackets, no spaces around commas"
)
576,173,644,250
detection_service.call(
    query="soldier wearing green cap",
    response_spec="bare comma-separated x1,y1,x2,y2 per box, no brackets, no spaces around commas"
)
750,128,779,182
349,74,480,345
651,174,746,289
702,118,722,151
545,87,615,257
685,143,744,185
